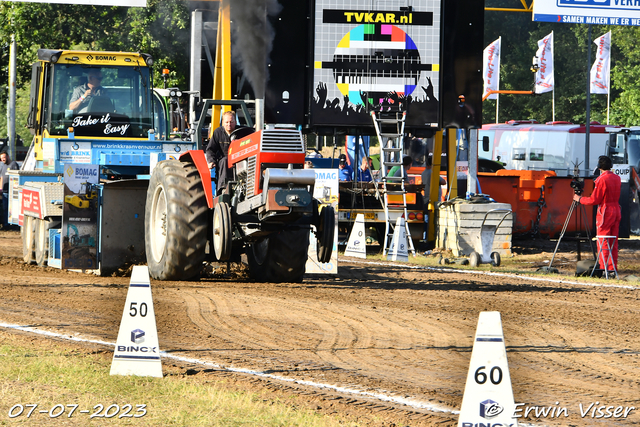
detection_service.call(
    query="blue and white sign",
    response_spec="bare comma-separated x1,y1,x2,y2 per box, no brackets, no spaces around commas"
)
533,0,640,26
60,141,92,164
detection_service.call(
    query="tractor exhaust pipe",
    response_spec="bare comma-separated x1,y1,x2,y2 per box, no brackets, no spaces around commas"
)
255,98,264,131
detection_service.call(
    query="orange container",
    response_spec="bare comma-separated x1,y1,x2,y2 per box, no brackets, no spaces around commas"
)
479,172,595,238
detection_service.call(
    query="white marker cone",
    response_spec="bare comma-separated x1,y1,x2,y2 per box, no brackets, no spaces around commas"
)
110,266,163,378
387,216,409,262
344,213,367,259
457,312,518,427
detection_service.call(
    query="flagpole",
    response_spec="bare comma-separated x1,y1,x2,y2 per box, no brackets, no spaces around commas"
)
585,24,592,175
496,36,501,123
552,31,555,122
607,31,611,125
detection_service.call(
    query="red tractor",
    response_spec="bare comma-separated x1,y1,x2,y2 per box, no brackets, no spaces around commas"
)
144,127,335,282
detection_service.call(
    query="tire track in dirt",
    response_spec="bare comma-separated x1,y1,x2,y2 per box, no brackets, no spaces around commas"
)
178,287,473,407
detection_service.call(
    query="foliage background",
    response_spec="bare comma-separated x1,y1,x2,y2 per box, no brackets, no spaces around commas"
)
484,0,640,126
0,0,191,145
3,0,640,145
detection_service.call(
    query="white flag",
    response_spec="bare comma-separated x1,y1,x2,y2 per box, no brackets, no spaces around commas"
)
483,38,501,100
534,32,554,94
590,31,611,94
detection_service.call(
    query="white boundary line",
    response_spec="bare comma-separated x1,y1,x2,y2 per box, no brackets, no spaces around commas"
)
341,258,639,290
0,322,456,416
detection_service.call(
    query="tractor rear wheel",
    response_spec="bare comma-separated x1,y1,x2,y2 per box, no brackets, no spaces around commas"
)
145,160,208,280
246,228,310,283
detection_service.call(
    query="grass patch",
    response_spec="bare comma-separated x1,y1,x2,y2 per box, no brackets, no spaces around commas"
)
0,334,356,426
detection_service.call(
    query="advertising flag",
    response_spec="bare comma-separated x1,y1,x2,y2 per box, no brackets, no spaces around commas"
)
534,32,554,94
590,31,611,95
483,38,501,100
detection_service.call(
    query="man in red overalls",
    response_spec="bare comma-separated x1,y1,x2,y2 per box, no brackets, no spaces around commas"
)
573,155,621,274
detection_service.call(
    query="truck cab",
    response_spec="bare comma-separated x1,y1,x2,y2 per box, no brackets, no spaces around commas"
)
27,49,170,171
607,127,640,176
607,127,640,236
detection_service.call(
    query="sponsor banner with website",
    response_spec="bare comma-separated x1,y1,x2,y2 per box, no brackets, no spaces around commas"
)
534,0,640,26
60,141,92,164
62,164,99,270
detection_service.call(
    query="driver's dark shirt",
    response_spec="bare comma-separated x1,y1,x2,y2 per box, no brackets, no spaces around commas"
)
205,126,232,192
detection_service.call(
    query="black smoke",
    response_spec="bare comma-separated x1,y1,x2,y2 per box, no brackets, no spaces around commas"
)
227,0,282,99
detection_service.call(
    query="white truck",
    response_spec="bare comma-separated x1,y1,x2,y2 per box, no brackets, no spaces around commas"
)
478,121,612,177
477,121,640,237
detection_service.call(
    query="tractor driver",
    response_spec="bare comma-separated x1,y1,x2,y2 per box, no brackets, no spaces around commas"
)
206,111,236,193
69,68,108,114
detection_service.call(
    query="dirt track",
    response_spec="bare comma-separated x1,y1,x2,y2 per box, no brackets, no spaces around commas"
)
1,229,640,426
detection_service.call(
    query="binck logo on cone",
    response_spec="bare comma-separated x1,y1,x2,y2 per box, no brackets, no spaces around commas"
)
480,399,504,419
131,329,145,344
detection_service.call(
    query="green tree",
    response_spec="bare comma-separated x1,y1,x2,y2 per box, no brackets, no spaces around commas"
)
483,2,636,126
608,26,640,126
0,1,191,142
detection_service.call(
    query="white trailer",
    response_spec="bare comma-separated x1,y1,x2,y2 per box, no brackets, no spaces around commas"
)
478,121,640,237
478,121,614,177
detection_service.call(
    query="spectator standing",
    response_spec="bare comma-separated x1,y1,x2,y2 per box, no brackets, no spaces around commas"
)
338,154,353,181
1,151,19,228
357,156,373,182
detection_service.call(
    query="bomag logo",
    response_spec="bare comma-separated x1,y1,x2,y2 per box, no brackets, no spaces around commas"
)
316,172,338,180
95,55,117,61
75,168,98,177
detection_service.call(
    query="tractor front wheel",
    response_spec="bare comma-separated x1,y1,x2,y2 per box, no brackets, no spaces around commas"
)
145,160,208,280
212,201,232,261
316,206,335,263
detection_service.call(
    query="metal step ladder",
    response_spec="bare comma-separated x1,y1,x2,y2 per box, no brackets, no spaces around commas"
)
370,111,415,257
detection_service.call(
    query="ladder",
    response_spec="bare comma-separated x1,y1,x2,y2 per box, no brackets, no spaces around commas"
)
370,111,416,257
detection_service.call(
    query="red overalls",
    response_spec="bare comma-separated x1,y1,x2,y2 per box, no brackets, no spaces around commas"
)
579,170,622,271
